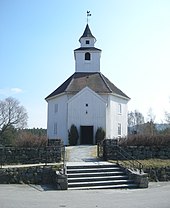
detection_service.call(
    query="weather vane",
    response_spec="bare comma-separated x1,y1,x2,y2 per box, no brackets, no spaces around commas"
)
87,11,91,24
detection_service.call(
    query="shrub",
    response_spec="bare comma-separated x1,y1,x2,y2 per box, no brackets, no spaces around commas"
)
119,134,170,147
0,125,18,146
68,124,79,145
95,127,105,144
14,131,48,147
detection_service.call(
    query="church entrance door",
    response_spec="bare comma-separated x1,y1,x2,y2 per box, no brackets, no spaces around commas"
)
80,126,93,145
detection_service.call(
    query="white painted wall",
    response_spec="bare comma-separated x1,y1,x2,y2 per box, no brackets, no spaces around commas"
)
68,87,107,144
106,95,128,138
80,37,96,47
47,94,68,145
47,92,128,144
74,50,101,72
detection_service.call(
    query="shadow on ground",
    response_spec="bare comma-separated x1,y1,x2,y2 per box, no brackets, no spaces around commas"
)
28,184,58,191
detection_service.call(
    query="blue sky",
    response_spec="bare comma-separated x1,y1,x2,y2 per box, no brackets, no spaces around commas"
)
0,0,170,128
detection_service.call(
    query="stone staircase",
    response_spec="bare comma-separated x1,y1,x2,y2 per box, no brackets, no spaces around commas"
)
66,162,138,190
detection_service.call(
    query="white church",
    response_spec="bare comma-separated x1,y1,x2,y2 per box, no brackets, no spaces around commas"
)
45,24,130,145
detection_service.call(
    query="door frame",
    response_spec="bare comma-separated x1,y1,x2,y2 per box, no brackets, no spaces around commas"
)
80,126,94,145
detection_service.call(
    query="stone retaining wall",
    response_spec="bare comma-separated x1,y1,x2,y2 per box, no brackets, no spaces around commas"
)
144,167,170,182
102,139,170,182
0,166,57,184
1,165,169,185
0,165,68,190
0,144,62,165
103,139,170,160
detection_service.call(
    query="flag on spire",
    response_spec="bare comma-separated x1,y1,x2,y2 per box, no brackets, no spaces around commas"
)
87,11,91,23
87,11,91,16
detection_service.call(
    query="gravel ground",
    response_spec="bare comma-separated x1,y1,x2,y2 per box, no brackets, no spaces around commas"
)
66,145,98,162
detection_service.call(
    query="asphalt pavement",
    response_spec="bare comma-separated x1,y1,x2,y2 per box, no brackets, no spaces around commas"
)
0,182,170,208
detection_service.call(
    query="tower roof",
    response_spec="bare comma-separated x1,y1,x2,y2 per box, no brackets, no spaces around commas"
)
74,47,101,52
79,24,96,40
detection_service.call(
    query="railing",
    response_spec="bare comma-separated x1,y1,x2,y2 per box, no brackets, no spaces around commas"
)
116,145,143,173
97,141,104,158
97,140,143,174
61,145,67,175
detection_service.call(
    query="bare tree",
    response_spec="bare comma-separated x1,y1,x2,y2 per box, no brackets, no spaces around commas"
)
0,97,28,136
147,108,156,123
128,110,145,134
146,108,156,136
165,112,170,124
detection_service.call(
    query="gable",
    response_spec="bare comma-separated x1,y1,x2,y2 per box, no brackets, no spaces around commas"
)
67,87,107,129
68,86,106,105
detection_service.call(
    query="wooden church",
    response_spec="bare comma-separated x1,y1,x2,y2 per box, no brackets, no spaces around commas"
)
45,23,130,145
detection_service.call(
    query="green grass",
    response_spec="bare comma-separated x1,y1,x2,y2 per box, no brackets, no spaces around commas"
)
109,159,170,169
139,159,170,168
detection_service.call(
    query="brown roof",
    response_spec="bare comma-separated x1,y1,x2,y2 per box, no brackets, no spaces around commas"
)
45,72,130,100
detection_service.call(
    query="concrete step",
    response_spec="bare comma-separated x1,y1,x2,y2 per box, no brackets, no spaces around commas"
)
68,175,128,182
66,162,138,190
68,183,138,190
68,179,135,188
67,171,126,178
67,164,118,169
67,167,121,174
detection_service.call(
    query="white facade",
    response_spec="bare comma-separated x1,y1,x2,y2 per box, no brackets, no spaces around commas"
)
47,91,128,145
105,95,128,139
74,50,101,73
79,36,96,47
47,94,68,144
68,87,106,144
46,24,130,145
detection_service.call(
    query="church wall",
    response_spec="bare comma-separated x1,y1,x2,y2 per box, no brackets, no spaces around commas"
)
80,38,95,47
68,88,106,144
47,95,68,145
99,94,111,138
75,51,100,72
107,95,128,138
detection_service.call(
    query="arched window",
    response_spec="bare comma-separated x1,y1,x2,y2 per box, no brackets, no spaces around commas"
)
85,52,91,60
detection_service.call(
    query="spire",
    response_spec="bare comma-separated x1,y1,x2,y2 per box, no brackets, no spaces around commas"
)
79,24,96,40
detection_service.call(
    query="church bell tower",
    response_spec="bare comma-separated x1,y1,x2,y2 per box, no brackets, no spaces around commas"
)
74,24,102,73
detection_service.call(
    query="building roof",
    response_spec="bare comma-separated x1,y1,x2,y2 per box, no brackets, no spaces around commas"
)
79,24,96,39
74,47,101,52
45,72,130,100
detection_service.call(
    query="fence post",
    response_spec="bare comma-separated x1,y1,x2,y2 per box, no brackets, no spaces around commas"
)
97,142,99,158
0,148,3,168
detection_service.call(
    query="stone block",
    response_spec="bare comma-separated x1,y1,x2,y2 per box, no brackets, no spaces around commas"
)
56,174,68,190
129,171,149,188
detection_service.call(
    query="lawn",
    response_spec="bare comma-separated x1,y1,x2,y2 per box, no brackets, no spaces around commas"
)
109,159,170,169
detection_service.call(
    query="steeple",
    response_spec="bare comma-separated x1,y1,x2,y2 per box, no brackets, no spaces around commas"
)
79,24,96,41
74,24,101,73
79,24,96,47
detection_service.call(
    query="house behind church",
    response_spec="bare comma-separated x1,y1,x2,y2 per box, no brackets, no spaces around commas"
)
45,24,130,145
